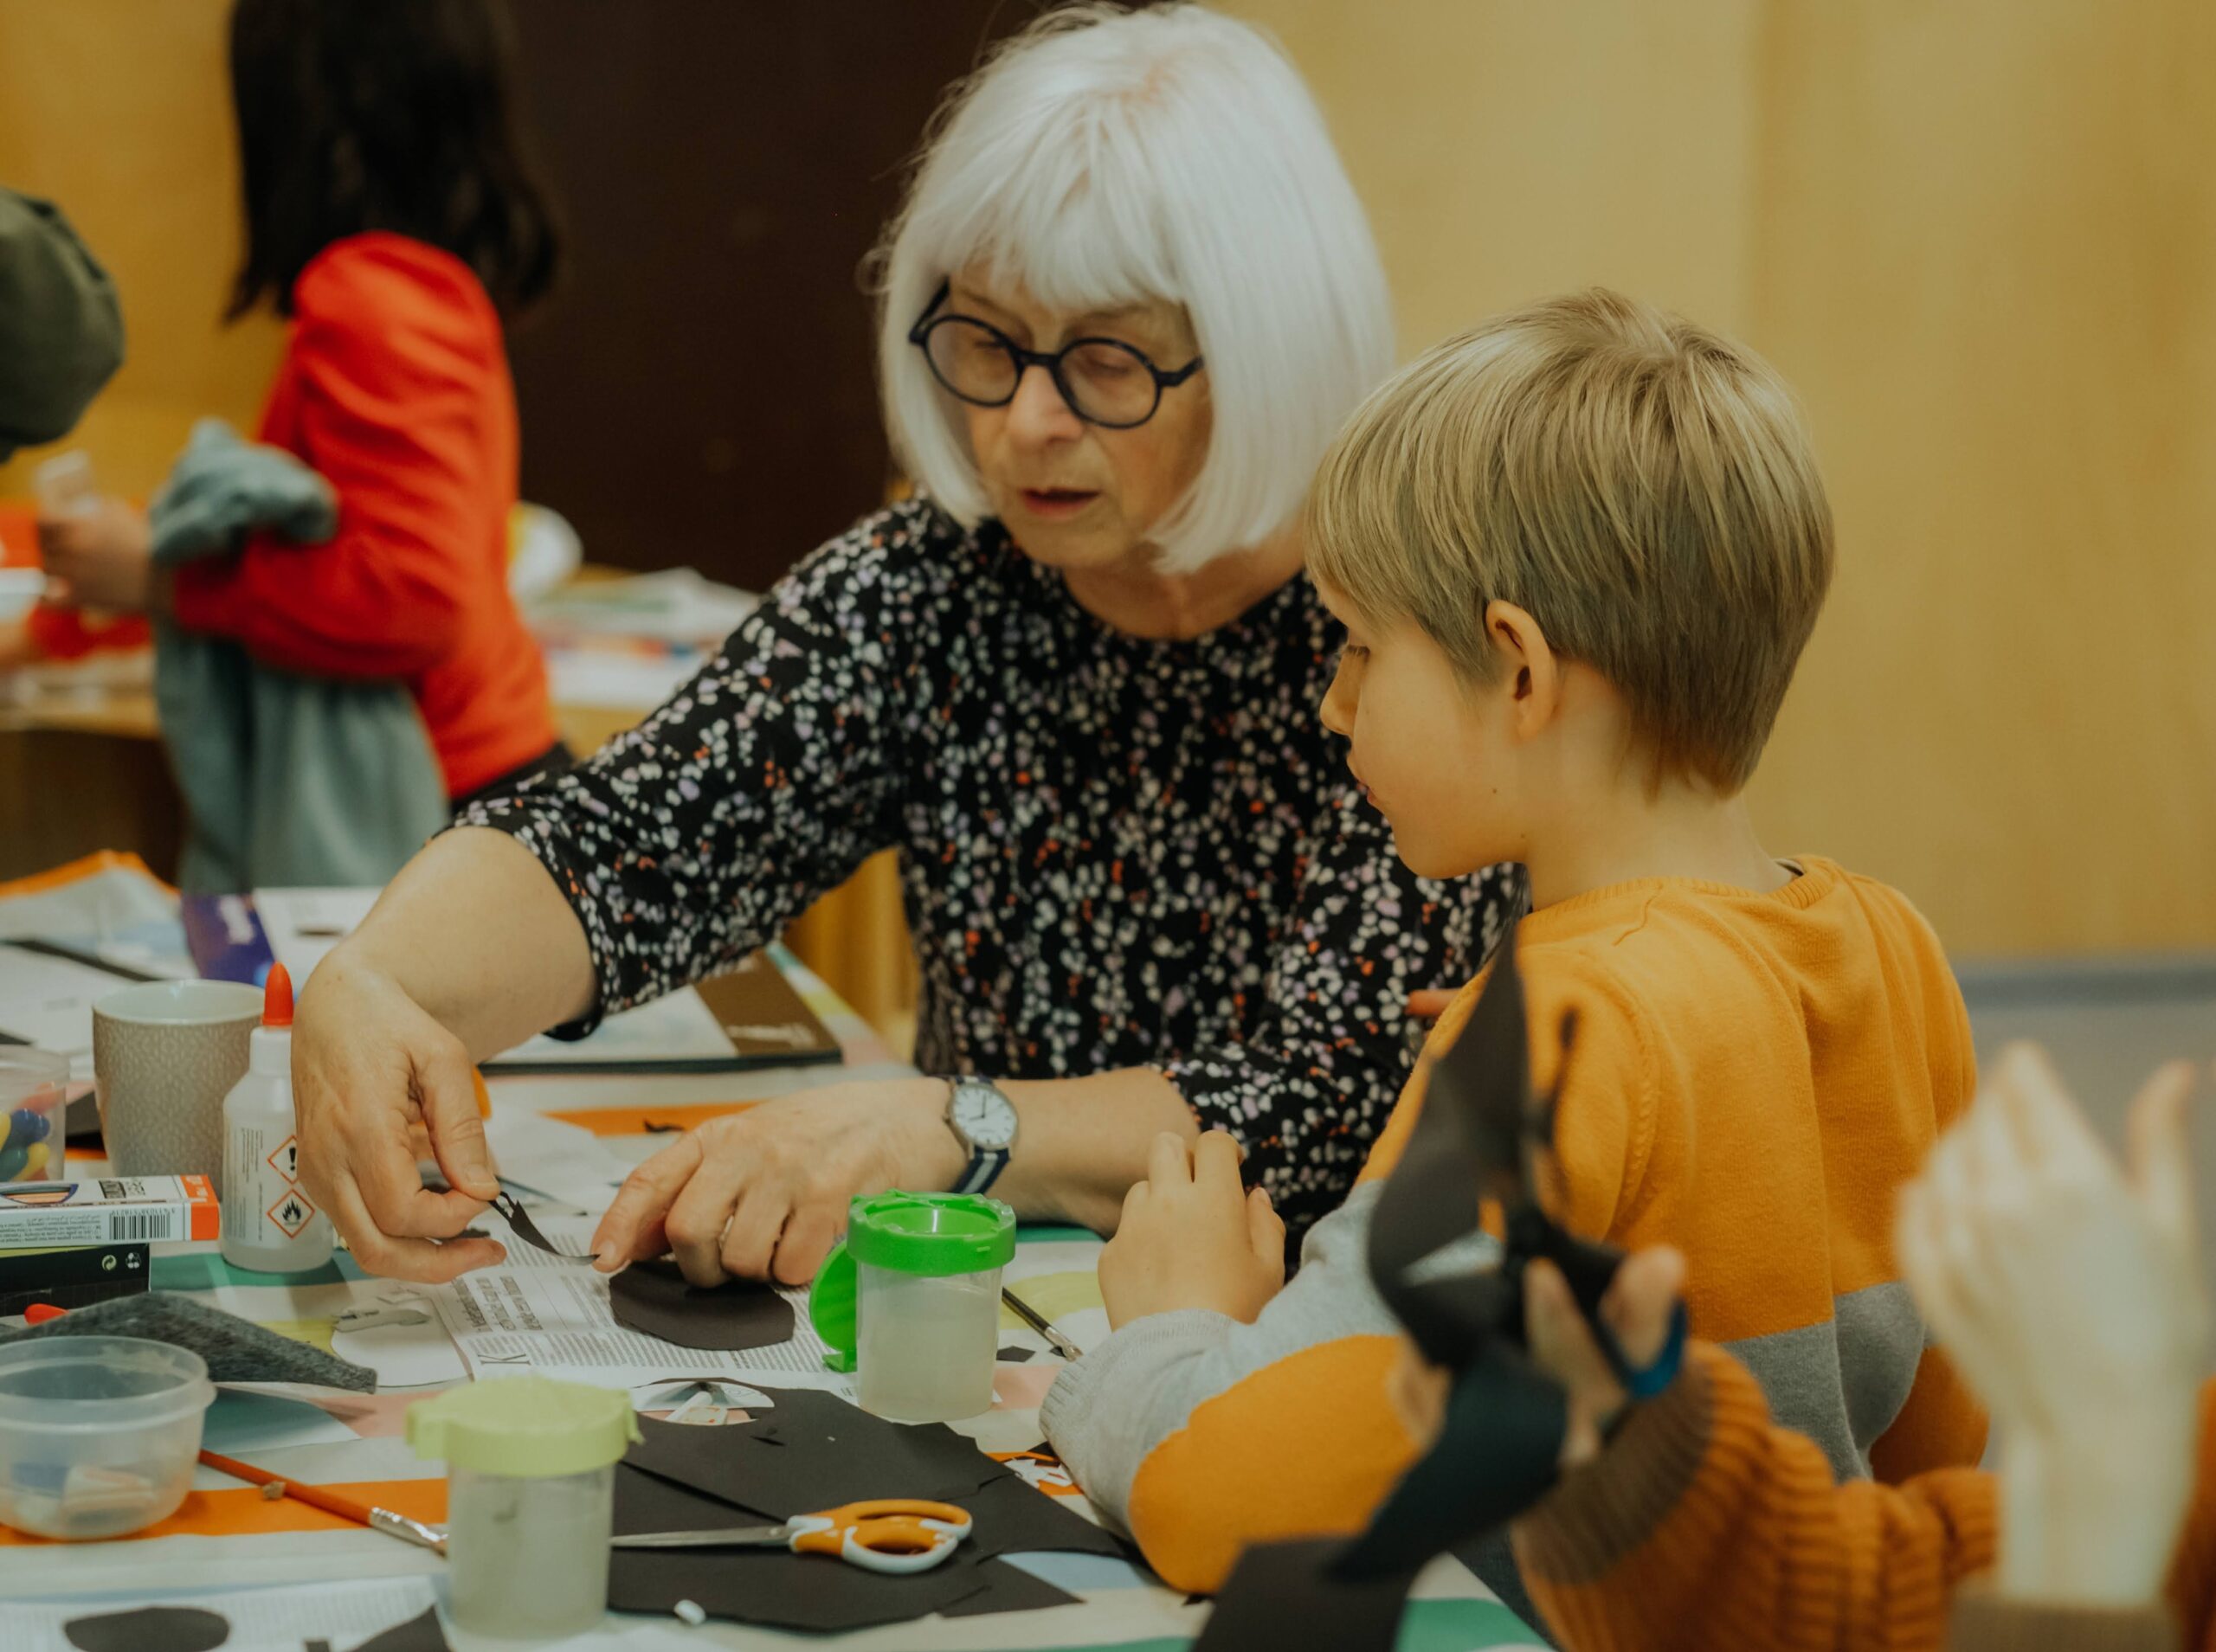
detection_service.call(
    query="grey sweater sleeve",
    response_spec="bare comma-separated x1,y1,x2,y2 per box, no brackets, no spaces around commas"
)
1040,1182,1408,1532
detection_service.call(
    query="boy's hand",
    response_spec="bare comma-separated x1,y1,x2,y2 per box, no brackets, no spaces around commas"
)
1387,1244,1685,1466
1896,1043,2206,1608
1098,1131,1285,1330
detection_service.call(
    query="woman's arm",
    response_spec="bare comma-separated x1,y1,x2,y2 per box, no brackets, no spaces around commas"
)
584,784,1517,1285
293,828,596,1281
295,508,933,1281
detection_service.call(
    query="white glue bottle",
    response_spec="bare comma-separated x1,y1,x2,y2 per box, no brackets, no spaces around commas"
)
220,963,332,1272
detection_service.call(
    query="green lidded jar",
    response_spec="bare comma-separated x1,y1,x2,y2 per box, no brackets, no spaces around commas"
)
809,1191,1015,1423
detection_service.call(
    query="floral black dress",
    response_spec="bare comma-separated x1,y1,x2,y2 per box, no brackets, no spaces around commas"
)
458,501,1521,1233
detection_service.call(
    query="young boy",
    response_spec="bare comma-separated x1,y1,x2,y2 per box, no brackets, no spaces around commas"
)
1040,288,1987,1593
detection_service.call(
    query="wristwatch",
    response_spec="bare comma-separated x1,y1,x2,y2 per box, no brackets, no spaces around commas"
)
944,1077,1019,1196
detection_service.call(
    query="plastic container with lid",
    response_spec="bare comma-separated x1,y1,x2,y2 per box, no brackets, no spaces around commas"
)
408,1376,640,1641
0,1047,69,1185
0,1336,216,1539
809,1191,1016,1423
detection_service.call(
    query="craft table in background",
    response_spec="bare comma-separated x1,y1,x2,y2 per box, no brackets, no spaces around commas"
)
3,954,1532,1652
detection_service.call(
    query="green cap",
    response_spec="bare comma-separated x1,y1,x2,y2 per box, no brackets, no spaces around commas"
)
808,1192,1015,1373
407,1377,640,1478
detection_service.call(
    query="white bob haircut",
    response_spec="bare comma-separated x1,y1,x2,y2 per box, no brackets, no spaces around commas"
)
874,3,1394,574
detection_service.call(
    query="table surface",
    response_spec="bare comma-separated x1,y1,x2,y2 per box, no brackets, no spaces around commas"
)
3,956,1532,1652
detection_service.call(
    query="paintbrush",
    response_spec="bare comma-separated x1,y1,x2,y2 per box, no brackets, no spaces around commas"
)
197,1448,448,1554
1001,1285,1084,1360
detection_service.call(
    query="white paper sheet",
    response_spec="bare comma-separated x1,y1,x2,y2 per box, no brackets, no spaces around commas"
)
0,943,143,1074
485,1110,630,1214
429,1214,852,1395
16,1575,439,1649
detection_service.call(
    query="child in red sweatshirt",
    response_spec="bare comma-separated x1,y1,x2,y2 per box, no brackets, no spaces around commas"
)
39,0,563,806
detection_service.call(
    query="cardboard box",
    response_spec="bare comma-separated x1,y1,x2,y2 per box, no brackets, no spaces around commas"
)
0,1175,219,1247
0,1242,150,1316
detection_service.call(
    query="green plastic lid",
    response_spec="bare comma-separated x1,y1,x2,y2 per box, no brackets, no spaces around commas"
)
808,1191,1016,1373
407,1376,639,1478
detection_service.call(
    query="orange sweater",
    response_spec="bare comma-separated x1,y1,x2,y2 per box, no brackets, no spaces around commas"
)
1042,857,1986,1592
1519,1342,2216,1652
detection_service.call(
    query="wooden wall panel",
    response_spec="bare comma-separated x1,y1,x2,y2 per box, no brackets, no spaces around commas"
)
6,0,2211,956
0,0,283,501
1234,0,2215,955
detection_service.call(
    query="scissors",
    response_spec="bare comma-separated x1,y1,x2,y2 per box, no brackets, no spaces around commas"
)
610,1499,973,1574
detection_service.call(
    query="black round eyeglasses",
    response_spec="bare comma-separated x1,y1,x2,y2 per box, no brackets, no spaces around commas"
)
907,280,1204,430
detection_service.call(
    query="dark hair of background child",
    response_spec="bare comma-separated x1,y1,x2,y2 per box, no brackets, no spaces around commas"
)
226,0,563,321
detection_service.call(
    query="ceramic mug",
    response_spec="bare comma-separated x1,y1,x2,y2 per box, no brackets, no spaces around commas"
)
93,980,261,1178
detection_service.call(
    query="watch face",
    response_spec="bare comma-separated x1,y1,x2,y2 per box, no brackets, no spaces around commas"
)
951,1083,1018,1152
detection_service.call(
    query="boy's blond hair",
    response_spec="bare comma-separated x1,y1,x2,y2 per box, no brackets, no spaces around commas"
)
1306,288,1833,793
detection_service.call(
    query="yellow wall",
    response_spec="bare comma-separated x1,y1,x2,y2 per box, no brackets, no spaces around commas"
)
0,0,282,501
1229,0,2216,955
5,0,2210,955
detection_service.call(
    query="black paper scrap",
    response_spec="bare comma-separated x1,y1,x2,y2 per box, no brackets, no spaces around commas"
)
626,1392,1004,1518
957,1469,1131,1563
997,1344,1037,1363
489,1191,590,1261
936,1559,1083,1617
1192,1538,1414,1652
63,1606,229,1652
609,1462,989,1632
608,1257,796,1352
348,1607,451,1652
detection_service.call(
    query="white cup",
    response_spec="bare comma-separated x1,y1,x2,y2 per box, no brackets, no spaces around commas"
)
92,981,261,1178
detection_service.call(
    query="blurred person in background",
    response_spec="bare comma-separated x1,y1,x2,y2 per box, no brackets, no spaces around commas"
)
38,0,567,814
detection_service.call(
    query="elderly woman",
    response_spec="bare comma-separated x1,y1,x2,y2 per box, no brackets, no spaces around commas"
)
294,3,1519,1286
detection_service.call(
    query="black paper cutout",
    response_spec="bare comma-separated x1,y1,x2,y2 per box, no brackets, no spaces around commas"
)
608,1258,796,1351
489,1191,589,1260
997,1344,1037,1362
936,1559,1082,1617
611,1393,1128,1633
63,1606,229,1652
952,1465,1131,1564
1192,1540,1411,1652
348,1607,451,1652
1203,938,1647,1650
627,1392,1003,1518
609,1460,988,1632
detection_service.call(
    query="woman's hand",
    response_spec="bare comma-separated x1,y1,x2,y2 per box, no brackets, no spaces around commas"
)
1896,1043,2207,1608
293,959,507,1282
38,499,156,612
589,1078,970,1287
1095,1131,1285,1329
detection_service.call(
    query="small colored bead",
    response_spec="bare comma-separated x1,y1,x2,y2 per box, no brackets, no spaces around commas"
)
23,1141,48,1176
0,1144,27,1181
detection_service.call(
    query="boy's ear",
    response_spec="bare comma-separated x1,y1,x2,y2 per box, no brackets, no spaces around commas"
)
1484,600,1561,741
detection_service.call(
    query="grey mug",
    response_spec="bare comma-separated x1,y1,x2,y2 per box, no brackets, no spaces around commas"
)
93,980,261,1178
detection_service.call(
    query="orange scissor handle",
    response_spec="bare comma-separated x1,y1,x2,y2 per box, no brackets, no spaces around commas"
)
789,1499,973,1574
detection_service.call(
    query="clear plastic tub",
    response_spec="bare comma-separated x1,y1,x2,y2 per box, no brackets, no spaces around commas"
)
0,1336,215,1539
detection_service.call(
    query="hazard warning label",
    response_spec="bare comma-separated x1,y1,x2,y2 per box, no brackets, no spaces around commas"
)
266,1187,319,1238
266,1136,301,1184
